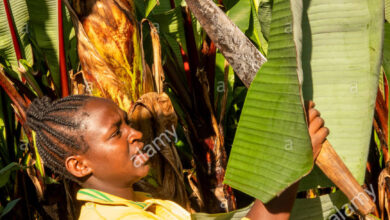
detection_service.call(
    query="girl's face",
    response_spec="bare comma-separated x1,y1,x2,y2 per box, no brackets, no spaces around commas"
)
74,98,150,187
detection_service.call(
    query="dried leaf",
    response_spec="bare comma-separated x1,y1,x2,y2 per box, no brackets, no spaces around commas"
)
65,0,143,111
131,92,189,209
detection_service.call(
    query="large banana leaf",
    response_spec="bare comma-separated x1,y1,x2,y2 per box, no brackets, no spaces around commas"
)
0,0,32,71
386,0,390,22
384,22,390,146
225,0,383,218
224,0,313,203
299,0,383,191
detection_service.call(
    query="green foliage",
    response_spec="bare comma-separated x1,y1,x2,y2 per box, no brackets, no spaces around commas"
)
226,0,251,33
299,0,383,192
386,0,390,22
290,191,348,220
383,23,390,149
0,0,388,218
27,0,74,92
225,0,313,203
191,202,252,219
224,0,384,217
0,0,33,73
257,0,272,41
0,162,21,188
225,0,268,54
0,198,21,218
150,7,188,65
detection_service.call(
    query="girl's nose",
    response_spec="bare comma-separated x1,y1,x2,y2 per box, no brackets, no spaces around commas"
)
127,127,143,144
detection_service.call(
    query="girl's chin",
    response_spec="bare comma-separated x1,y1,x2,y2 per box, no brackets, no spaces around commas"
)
132,164,150,181
137,163,150,174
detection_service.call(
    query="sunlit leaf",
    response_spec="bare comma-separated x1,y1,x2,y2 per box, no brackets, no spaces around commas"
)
226,0,251,33
27,0,60,91
0,0,33,72
383,22,390,147
224,0,312,203
299,0,384,190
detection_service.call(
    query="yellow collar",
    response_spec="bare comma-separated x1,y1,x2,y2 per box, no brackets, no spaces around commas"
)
77,188,153,209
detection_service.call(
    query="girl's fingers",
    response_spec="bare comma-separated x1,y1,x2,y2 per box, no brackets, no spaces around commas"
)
308,108,321,123
311,127,329,160
309,117,324,135
305,100,315,110
316,127,329,140
311,127,329,146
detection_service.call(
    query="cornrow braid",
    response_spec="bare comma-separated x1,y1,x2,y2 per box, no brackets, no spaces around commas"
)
26,95,94,183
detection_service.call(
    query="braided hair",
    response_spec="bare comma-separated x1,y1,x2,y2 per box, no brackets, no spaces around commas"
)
26,95,95,182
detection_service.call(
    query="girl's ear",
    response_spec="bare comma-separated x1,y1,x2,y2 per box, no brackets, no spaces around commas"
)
65,155,92,178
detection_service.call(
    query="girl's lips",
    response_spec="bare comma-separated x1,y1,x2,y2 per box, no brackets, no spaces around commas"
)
133,152,149,165
129,142,144,159
130,142,149,166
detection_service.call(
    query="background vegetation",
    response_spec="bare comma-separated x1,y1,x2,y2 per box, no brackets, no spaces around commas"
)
0,0,389,219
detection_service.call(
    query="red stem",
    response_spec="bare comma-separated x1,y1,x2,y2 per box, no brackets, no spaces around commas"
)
183,7,200,92
384,72,388,108
180,47,192,91
3,0,26,83
3,0,22,61
58,0,69,97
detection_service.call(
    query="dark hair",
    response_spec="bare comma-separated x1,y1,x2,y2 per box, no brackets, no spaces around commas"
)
26,95,94,182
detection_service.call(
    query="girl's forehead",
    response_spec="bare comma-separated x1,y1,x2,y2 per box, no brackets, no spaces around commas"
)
81,98,122,128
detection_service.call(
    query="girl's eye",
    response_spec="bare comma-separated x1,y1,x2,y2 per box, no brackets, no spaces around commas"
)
112,129,121,138
125,115,131,125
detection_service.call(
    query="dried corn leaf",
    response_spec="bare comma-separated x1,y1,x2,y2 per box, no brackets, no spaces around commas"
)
131,92,189,209
65,0,143,111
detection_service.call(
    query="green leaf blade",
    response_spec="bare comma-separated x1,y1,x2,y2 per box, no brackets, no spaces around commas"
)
0,0,32,71
300,0,384,190
0,198,21,218
224,0,313,203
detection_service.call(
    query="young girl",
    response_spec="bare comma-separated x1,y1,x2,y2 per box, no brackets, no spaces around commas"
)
26,95,328,220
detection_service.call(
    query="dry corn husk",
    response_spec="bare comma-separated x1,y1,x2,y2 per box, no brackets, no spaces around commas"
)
66,0,143,111
378,164,390,219
131,92,189,209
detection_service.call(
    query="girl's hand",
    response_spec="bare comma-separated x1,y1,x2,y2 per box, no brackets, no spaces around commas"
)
306,101,329,161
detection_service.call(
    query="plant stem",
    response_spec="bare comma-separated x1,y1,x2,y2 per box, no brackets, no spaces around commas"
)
3,0,22,61
58,0,69,97
0,68,27,123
